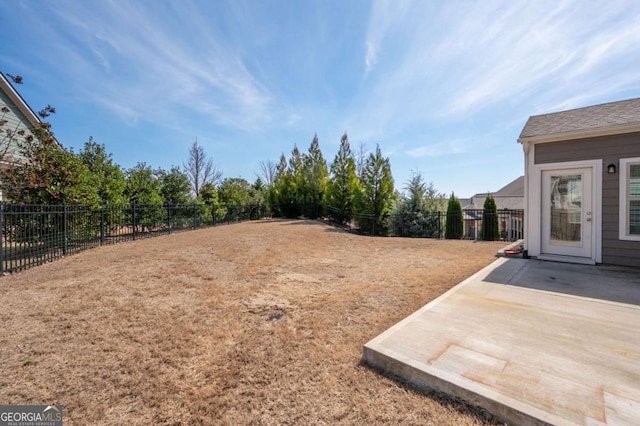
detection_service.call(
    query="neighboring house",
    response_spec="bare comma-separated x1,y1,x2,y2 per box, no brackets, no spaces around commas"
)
0,71,59,201
518,97,640,267
462,176,524,240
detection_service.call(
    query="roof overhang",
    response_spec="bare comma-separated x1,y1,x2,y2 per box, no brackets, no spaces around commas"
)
518,123,640,145
0,72,62,148
0,73,41,127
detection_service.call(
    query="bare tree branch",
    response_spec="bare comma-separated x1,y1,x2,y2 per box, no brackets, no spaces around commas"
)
256,159,277,186
184,138,222,197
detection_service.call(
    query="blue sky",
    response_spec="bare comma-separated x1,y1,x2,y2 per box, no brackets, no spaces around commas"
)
2,1,640,197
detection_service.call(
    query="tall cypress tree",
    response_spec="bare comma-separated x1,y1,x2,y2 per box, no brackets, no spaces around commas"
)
326,132,359,223
301,134,328,219
445,193,463,239
360,144,394,235
481,195,500,240
274,150,301,218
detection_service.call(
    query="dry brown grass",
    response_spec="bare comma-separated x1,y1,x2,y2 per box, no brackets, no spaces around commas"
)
0,219,507,425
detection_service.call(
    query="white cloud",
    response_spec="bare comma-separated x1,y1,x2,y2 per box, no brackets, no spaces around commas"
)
362,0,412,75
351,0,640,139
406,140,467,158
40,1,275,131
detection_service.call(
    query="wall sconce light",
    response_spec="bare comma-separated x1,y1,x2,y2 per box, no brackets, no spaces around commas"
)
607,163,617,174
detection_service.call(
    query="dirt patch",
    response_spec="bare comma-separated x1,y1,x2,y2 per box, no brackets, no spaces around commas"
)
0,219,507,425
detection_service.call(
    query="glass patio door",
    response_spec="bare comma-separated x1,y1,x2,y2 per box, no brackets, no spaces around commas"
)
541,168,593,258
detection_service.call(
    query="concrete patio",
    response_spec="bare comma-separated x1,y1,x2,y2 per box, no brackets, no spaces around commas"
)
363,258,640,425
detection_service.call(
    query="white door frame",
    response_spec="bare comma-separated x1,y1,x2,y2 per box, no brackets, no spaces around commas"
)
527,159,602,264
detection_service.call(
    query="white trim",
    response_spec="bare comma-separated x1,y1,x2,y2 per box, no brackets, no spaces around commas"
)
0,72,62,148
522,141,532,254
619,157,640,241
526,159,602,264
0,73,41,126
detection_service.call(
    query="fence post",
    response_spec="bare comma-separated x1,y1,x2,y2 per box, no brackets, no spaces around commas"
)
0,201,3,274
132,202,136,241
167,204,171,234
100,206,105,245
193,205,197,229
227,206,231,225
63,204,68,255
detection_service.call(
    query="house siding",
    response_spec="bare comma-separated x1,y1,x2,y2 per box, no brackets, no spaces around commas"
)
534,132,640,267
0,88,33,164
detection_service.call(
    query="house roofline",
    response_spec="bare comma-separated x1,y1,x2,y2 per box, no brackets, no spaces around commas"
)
0,71,62,147
517,123,640,145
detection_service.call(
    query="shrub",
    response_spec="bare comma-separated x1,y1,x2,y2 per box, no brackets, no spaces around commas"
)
481,195,500,241
445,193,463,239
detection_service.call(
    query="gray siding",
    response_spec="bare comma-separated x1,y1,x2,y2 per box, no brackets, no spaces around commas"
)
0,89,34,163
534,132,640,267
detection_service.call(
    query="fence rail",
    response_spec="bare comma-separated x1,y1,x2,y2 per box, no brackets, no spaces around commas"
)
327,207,524,241
2,203,524,275
0,202,266,275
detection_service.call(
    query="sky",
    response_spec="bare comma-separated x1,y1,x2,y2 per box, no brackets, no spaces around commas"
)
1,0,640,198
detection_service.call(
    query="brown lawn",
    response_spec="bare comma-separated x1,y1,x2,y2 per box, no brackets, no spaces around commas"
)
0,219,507,425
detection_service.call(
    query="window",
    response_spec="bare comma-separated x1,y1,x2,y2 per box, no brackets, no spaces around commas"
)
619,157,640,241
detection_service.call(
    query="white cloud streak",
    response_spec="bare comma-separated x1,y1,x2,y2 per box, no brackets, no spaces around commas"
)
41,1,274,131
406,141,465,159
351,0,640,142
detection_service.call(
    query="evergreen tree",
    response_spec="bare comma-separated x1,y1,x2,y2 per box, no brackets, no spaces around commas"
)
275,146,304,218
199,182,226,222
276,153,287,179
389,171,443,238
289,144,305,214
125,163,163,231
301,134,328,219
156,166,191,204
125,162,163,205
481,194,500,241
326,132,359,223
277,172,299,218
445,193,463,239
268,154,288,217
288,145,303,176
199,182,219,206
218,177,254,206
404,171,427,213
360,144,394,235
78,137,126,205
252,177,266,206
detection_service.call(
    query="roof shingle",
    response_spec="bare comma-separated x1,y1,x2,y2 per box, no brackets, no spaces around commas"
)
519,97,640,139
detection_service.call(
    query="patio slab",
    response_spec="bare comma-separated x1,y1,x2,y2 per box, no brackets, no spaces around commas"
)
363,258,640,425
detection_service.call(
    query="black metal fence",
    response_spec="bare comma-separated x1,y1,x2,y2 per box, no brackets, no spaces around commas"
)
328,207,524,241
0,202,265,274
1,203,523,275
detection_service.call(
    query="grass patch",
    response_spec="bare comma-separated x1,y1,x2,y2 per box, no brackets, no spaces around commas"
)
0,219,506,425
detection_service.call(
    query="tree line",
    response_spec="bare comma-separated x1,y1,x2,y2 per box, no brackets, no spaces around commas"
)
2,72,506,239
263,132,396,234
0,117,459,237
1,113,441,235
